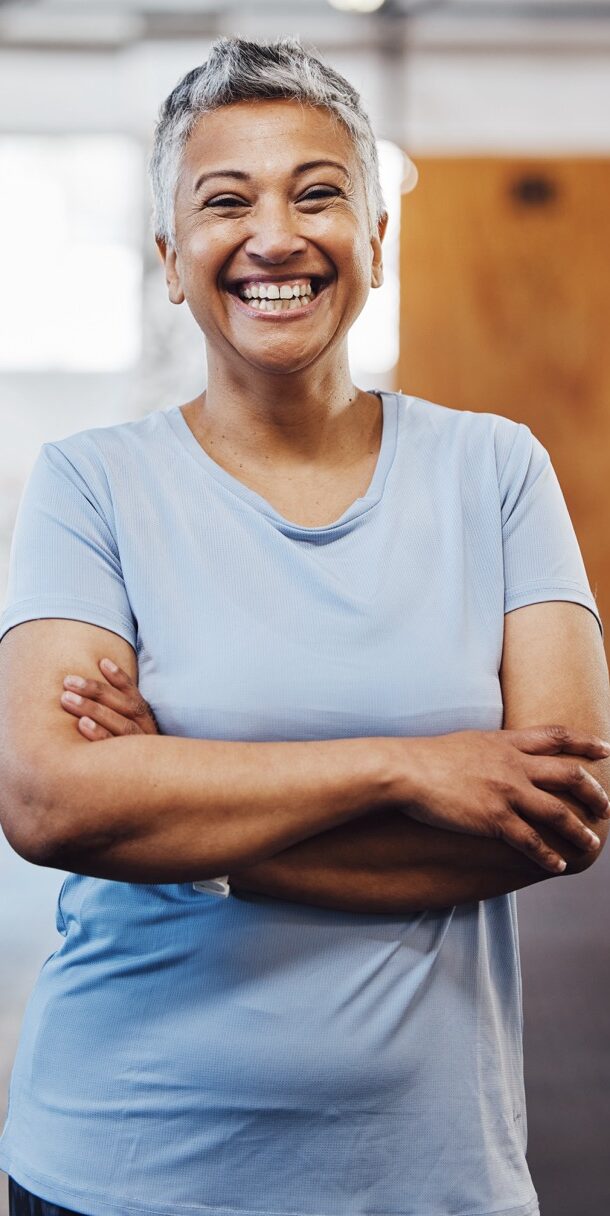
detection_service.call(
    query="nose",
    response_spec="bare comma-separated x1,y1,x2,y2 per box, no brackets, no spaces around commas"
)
243,199,308,265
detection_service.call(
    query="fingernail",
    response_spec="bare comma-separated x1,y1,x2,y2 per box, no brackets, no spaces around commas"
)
556,859,567,872
101,658,118,673
62,690,82,705
64,675,86,689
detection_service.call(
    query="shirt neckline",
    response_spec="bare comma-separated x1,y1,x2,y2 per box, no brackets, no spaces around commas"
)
162,389,400,536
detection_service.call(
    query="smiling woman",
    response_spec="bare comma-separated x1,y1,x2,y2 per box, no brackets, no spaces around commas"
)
155,96,385,401
0,33,608,1216
148,77,389,524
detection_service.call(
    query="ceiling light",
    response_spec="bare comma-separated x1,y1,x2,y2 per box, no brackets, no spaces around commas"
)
328,0,387,13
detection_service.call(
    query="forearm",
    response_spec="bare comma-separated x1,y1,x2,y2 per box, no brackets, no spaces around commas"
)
27,733,393,883
228,797,597,914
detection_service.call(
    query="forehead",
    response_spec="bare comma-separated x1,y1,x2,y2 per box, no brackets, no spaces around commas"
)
179,99,359,184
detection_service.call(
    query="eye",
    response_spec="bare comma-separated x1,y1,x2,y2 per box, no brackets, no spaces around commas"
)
299,187,342,203
205,195,248,208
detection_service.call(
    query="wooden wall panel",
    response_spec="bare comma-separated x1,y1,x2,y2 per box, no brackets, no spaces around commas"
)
399,157,610,633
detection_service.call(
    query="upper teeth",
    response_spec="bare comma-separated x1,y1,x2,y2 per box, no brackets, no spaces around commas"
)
239,282,314,300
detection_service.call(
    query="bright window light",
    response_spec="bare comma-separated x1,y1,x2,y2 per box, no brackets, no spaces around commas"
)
0,136,143,371
328,0,387,11
349,140,417,378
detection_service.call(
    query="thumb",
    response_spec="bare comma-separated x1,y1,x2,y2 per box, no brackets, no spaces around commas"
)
506,724,610,759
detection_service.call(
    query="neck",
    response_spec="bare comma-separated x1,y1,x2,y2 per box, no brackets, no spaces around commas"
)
191,349,379,471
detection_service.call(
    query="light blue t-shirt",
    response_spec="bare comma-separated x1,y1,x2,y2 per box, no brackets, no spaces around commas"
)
0,391,602,1216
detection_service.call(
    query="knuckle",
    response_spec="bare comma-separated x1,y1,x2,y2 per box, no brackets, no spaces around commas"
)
524,826,543,850
568,764,586,784
491,776,517,800
123,718,141,736
493,814,514,842
545,800,569,828
546,724,569,742
132,695,151,717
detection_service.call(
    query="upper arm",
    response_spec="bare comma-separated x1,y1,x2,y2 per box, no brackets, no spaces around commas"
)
0,619,137,861
500,600,610,867
0,436,138,860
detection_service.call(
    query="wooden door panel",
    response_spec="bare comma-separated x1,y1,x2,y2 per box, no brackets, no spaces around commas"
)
399,157,610,631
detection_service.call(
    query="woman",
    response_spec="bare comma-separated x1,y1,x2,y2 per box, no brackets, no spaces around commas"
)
1,35,609,1216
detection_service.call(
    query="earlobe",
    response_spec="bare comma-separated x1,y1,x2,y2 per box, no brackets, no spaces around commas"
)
370,211,388,289
370,243,383,289
155,239,185,306
371,260,384,290
168,276,186,306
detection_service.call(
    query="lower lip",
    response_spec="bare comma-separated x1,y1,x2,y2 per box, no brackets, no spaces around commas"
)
227,284,331,321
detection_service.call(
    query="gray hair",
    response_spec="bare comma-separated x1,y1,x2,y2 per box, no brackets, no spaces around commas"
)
148,36,386,250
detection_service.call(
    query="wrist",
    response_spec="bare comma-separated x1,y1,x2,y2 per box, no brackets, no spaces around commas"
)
373,736,420,811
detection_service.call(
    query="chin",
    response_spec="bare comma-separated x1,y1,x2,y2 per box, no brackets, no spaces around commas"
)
241,348,324,376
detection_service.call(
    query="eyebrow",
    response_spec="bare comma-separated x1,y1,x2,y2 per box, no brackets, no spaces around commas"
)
192,160,351,194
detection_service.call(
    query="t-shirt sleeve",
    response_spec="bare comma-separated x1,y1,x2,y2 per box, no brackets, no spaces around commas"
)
1,440,232,897
0,440,137,648
498,421,603,639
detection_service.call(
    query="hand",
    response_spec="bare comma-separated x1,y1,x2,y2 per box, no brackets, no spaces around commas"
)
389,725,610,874
60,659,160,740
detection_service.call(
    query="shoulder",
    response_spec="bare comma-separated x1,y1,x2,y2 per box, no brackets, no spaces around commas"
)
396,391,539,481
37,408,172,498
45,407,169,466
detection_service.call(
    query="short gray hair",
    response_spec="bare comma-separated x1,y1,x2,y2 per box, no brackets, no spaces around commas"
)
148,36,386,250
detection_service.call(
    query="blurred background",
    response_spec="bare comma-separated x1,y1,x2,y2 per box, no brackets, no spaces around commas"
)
1,1,609,1213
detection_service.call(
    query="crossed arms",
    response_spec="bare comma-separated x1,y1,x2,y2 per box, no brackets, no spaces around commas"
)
1,601,608,912
227,601,610,911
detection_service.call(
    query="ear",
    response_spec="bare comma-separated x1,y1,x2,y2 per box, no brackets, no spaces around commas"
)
155,236,185,305
370,211,388,290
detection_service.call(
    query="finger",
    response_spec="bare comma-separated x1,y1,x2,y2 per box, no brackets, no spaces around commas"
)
97,660,159,733
494,814,568,873
527,760,610,820
60,691,142,736
508,725,610,759
63,671,159,734
63,673,132,714
98,657,137,693
516,790,602,853
63,669,156,733
78,715,112,741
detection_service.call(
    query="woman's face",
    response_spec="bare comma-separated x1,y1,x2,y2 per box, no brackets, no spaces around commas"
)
159,99,386,377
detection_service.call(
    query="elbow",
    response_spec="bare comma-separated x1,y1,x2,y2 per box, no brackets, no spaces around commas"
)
1,783,59,867
0,756,76,867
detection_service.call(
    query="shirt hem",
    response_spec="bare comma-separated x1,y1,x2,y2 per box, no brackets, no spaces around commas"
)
0,1153,539,1216
504,585,603,638
0,597,136,649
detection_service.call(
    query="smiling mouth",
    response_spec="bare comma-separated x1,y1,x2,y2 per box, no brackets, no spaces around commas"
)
226,276,330,313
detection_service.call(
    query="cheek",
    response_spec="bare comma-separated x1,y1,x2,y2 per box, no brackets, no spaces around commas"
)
181,231,227,288
333,222,374,282
345,244,375,301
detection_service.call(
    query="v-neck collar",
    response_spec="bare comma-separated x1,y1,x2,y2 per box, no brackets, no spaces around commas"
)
162,390,400,537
